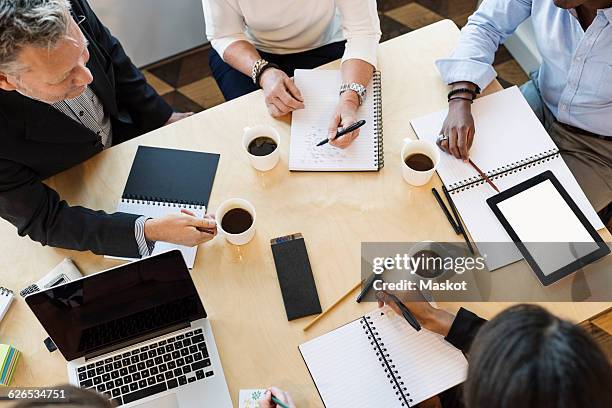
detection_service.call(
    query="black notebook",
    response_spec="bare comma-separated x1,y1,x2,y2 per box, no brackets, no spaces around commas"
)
113,146,220,267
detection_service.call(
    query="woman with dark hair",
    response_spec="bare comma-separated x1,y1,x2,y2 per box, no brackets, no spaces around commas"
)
376,292,612,408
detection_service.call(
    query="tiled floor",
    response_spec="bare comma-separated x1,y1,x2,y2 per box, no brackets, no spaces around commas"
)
141,0,528,114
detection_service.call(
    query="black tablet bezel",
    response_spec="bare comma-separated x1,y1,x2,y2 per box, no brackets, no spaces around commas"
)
486,170,610,286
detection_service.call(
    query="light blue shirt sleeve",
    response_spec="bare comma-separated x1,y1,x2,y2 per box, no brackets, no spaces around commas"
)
435,0,533,90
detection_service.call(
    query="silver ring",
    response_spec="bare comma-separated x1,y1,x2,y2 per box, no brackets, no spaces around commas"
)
437,135,448,142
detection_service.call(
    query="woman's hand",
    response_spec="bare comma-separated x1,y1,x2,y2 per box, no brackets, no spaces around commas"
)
327,91,361,149
376,290,455,337
258,387,296,408
260,68,305,117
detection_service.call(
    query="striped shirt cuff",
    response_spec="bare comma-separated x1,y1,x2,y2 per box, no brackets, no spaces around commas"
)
135,216,156,257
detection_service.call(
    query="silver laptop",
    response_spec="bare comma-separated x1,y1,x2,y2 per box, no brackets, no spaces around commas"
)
26,250,232,407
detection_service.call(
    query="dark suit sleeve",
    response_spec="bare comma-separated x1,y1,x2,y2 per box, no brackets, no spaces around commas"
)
78,0,173,132
0,159,142,257
444,307,488,354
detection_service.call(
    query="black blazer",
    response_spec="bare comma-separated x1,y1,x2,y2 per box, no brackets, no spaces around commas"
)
439,308,487,408
0,0,173,257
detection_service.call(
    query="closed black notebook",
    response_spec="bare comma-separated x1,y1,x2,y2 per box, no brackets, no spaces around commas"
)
122,146,219,207
271,235,322,321
114,146,220,267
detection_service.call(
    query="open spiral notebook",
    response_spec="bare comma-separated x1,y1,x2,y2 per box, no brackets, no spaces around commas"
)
299,307,467,407
410,86,603,271
107,146,220,268
289,69,383,171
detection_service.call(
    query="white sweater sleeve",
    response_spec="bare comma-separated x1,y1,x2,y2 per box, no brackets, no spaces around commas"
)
336,0,381,67
202,0,249,59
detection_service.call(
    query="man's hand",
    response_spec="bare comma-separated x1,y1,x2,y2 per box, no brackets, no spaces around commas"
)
438,82,478,161
328,91,360,149
144,210,217,246
376,290,455,337
259,387,296,408
165,112,194,125
260,68,304,117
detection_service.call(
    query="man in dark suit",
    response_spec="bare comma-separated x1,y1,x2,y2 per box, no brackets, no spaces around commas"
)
0,0,217,257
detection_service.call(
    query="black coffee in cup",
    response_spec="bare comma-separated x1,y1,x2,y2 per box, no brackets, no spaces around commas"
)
221,208,253,234
247,136,278,156
404,153,434,171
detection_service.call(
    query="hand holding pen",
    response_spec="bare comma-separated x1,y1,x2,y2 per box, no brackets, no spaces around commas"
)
376,291,455,337
317,120,367,147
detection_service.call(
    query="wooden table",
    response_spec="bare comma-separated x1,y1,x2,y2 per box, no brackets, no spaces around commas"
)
1,20,610,407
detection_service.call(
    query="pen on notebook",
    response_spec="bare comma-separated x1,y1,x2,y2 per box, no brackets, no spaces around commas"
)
442,185,475,255
431,187,460,234
316,119,366,146
469,159,500,193
388,293,421,331
272,396,290,408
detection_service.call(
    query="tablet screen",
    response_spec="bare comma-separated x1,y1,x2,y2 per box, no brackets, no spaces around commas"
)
496,179,599,276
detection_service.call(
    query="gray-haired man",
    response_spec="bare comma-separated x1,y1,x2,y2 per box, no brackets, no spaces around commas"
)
0,0,217,257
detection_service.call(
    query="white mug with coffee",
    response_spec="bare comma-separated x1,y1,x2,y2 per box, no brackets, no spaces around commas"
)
401,138,440,186
215,198,257,245
242,125,280,171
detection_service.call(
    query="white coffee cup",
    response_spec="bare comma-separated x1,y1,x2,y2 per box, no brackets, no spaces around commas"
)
242,125,280,171
401,138,440,186
215,198,257,245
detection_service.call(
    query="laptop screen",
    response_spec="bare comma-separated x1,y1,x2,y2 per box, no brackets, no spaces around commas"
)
26,250,207,361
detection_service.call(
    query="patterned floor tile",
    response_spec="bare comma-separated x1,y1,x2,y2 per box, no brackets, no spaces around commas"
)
379,13,412,43
495,59,529,86
143,71,174,96
149,46,212,89
378,0,415,12
179,77,226,109
161,91,204,113
415,0,478,19
385,2,444,30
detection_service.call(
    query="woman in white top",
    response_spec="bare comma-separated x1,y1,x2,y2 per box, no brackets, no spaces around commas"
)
202,0,381,148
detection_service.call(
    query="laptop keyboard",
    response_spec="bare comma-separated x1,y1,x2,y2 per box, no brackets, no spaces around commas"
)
76,328,214,406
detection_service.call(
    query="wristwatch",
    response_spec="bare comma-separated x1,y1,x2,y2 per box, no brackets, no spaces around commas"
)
340,82,367,105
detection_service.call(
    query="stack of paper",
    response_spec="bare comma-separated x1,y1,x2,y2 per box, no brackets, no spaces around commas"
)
0,344,21,386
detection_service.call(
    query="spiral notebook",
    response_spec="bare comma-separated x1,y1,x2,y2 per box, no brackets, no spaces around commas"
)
111,146,220,268
0,287,14,324
410,86,603,270
289,69,383,171
299,307,467,407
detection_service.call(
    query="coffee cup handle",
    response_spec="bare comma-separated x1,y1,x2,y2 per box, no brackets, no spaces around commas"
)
243,126,251,133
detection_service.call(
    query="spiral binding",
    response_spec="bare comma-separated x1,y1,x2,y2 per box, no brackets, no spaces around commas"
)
121,195,204,210
372,71,384,170
449,148,560,194
0,286,13,296
362,315,412,407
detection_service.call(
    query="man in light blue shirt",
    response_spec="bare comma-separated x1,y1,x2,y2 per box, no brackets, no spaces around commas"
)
435,0,612,219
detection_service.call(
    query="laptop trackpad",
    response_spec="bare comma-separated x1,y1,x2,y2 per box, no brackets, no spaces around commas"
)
134,393,179,408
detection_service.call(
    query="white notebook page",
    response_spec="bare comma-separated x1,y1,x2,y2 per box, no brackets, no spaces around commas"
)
370,309,468,405
299,307,467,407
0,288,14,323
112,200,205,268
289,69,378,171
410,87,558,188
